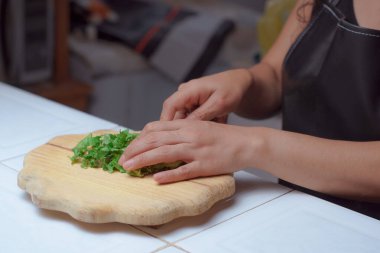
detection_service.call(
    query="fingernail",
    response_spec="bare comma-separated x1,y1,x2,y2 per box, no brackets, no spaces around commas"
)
153,175,163,184
123,159,135,169
153,172,167,184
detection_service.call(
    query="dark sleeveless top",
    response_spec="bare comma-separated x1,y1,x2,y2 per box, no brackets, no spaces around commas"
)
281,0,380,220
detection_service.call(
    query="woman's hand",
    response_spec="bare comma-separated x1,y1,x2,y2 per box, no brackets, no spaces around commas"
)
160,69,253,122
118,120,262,184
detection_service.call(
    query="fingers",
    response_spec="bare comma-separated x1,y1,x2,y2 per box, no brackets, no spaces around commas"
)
160,94,179,121
153,162,201,184
140,120,186,135
160,89,194,121
214,114,229,124
119,119,192,165
173,110,187,120
119,128,183,164
162,91,217,121
186,94,223,121
121,144,191,172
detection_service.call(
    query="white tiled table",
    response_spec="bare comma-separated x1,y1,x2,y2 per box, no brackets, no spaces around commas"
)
1,82,379,253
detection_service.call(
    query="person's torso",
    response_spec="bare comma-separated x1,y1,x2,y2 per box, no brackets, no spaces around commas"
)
281,0,380,219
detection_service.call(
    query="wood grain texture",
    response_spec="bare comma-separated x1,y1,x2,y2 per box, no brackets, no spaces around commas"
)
18,130,235,225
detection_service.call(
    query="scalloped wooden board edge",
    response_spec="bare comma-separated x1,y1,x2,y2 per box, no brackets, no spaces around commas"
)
18,130,235,225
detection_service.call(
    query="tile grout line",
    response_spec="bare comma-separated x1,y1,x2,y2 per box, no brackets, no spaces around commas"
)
1,153,26,163
2,151,292,252
149,242,191,253
129,225,173,253
134,189,294,251
150,245,170,253
2,148,293,252
0,127,122,165
132,225,172,245
0,125,83,151
132,225,190,253
0,125,119,159
171,244,191,253
0,162,20,173
171,189,294,245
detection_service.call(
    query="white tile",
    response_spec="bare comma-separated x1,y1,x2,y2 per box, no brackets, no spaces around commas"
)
0,124,117,161
0,83,117,160
0,164,165,253
136,171,290,242
1,96,76,146
155,246,187,253
1,155,25,171
177,191,380,253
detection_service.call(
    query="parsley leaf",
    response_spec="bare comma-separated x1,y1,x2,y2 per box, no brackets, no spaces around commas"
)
70,130,183,177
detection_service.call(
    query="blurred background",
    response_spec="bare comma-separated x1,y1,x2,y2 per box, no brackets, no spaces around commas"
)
0,0,295,130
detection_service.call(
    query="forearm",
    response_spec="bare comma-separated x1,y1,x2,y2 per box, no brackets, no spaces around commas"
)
234,62,282,119
247,127,380,202
234,0,314,119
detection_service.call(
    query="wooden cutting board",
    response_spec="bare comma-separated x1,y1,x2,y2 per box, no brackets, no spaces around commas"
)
18,130,235,226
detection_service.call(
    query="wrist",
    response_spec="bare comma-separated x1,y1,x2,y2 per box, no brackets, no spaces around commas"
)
224,68,254,94
238,127,271,170
237,68,255,93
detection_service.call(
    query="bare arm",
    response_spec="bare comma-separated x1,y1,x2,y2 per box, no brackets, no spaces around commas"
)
235,0,313,119
248,128,380,202
159,1,314,122
238,0,380,201
120,120,380,202
121,0,380,203
240,0,380,202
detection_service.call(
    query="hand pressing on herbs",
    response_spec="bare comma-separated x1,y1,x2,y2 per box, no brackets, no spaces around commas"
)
118,120,264,184
71,129,186,177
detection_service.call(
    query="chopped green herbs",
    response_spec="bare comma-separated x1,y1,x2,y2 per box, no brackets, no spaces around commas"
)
70,130,182,177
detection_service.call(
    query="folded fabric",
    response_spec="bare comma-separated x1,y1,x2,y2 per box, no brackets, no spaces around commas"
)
95,0,235,83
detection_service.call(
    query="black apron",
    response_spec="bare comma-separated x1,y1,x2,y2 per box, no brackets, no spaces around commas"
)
281,0,380,219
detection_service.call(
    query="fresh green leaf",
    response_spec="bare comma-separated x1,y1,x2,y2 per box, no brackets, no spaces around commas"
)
70,130,183,177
